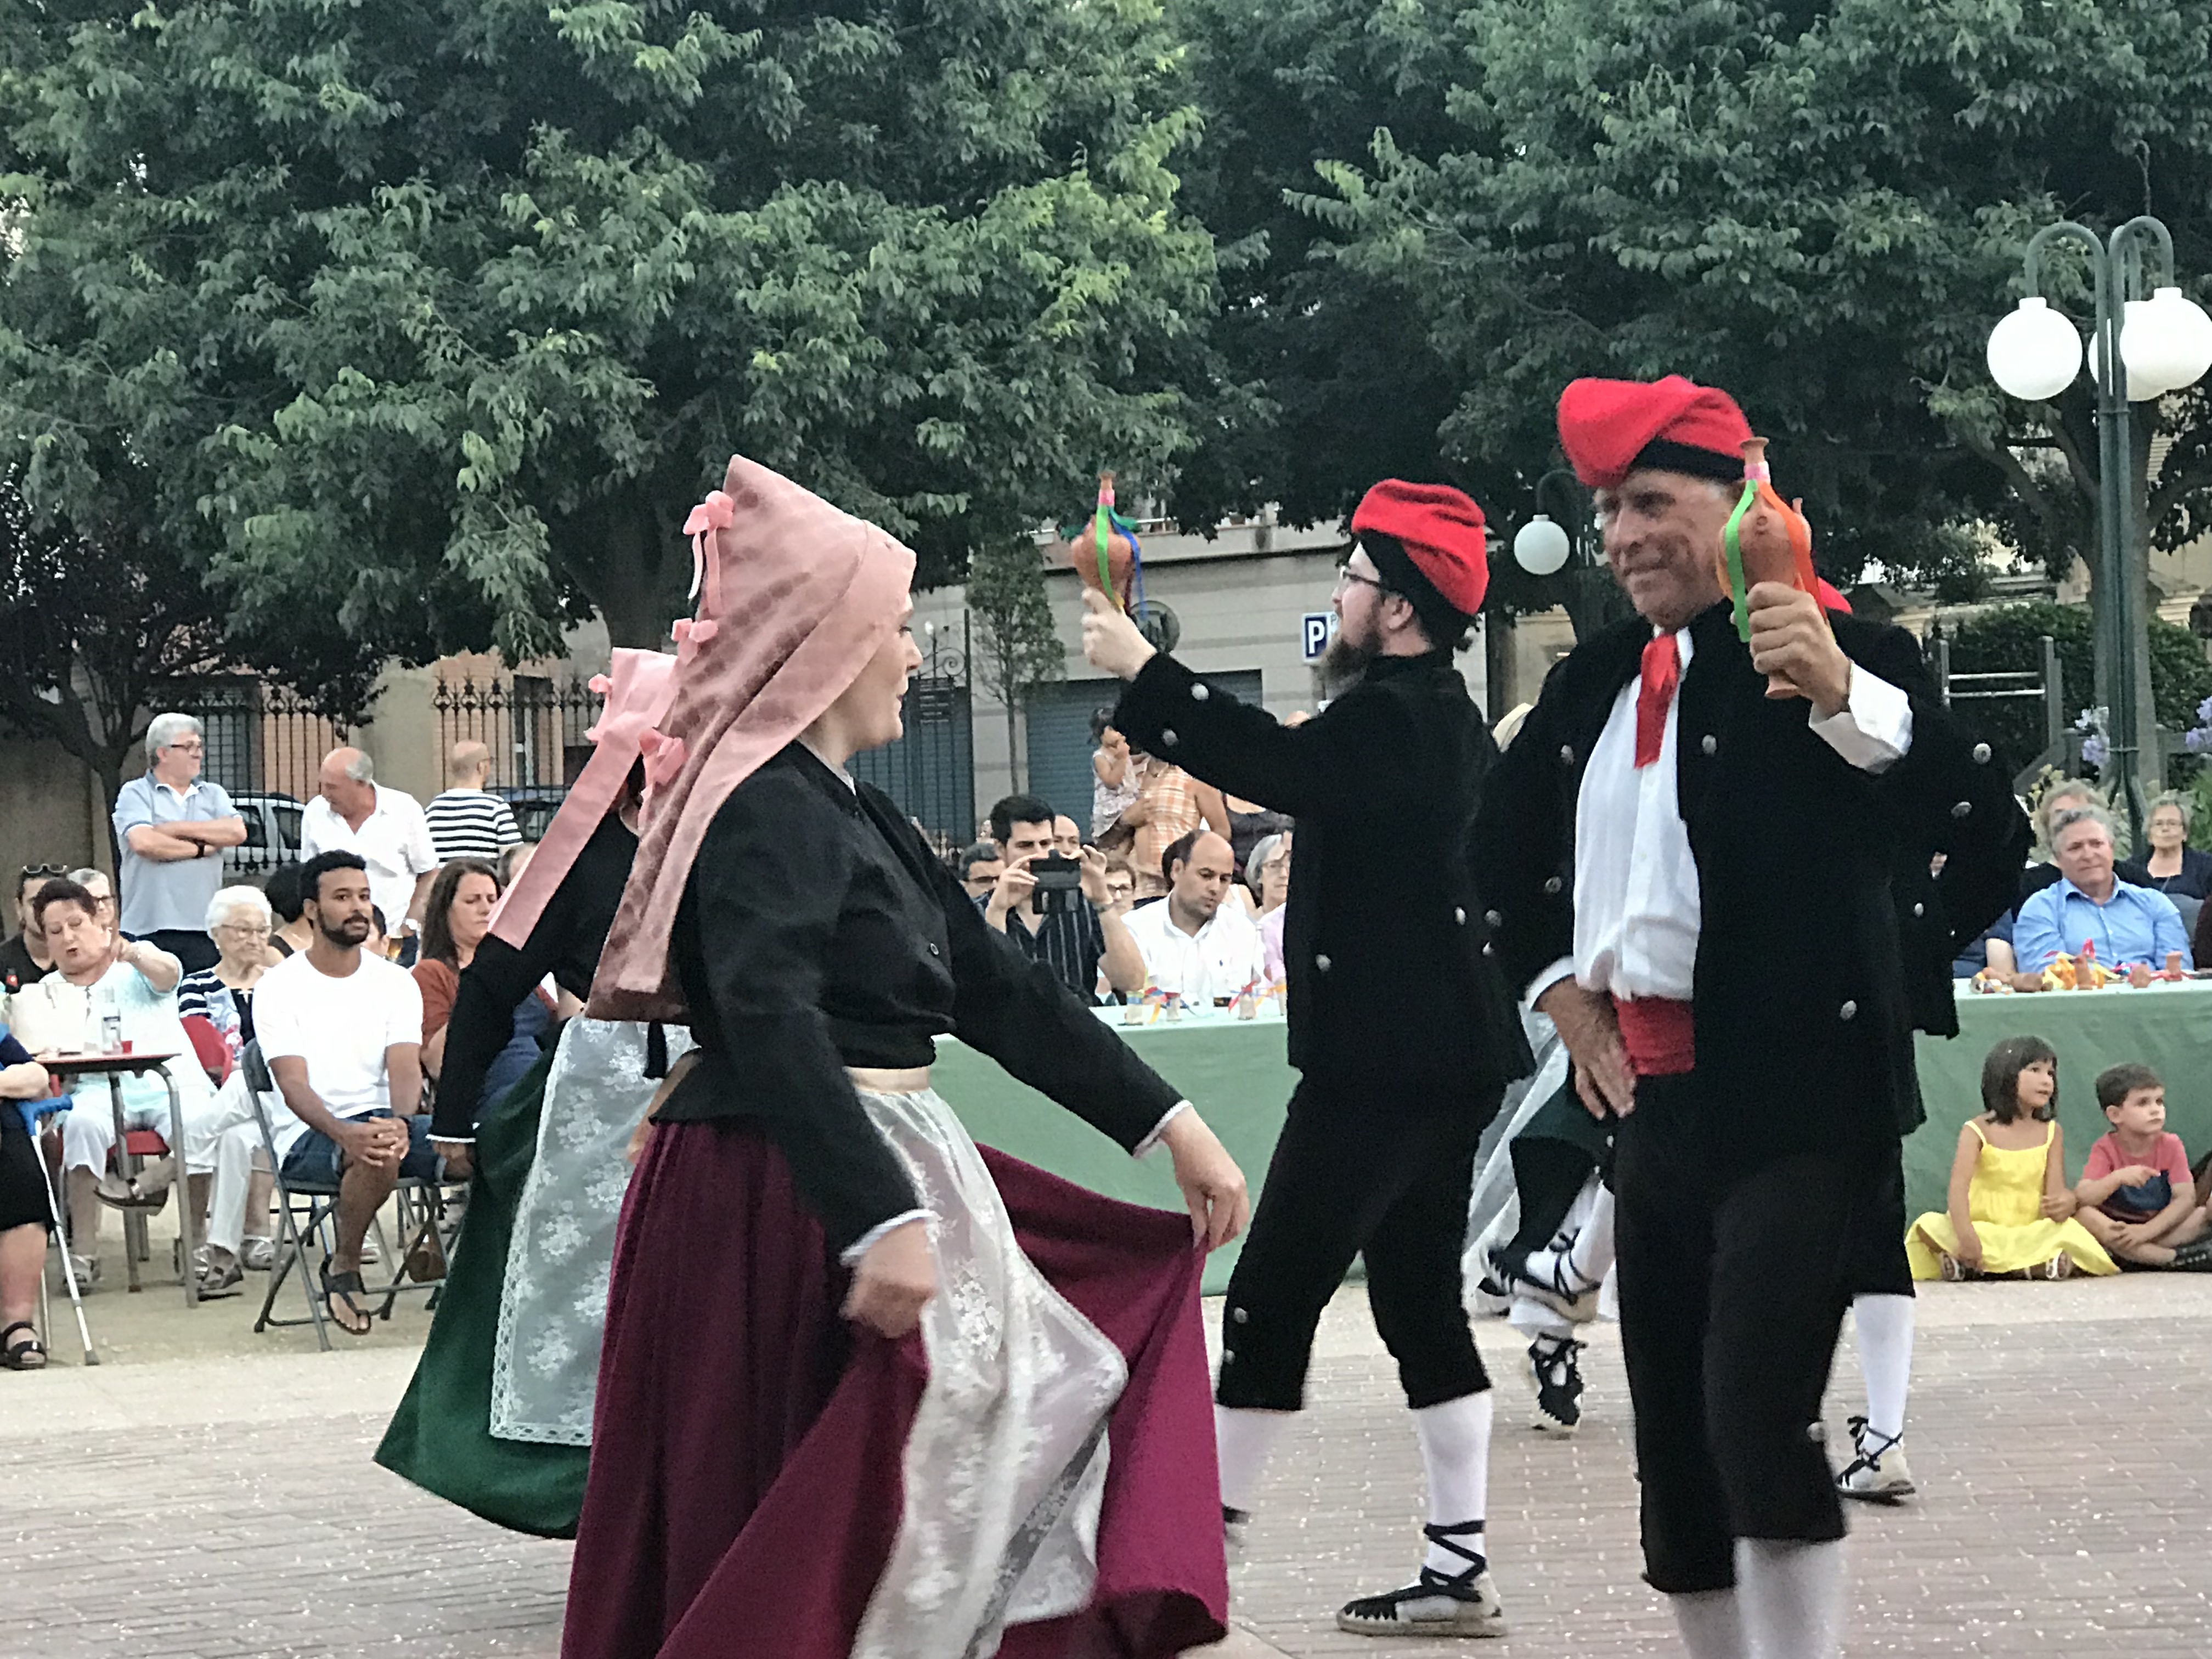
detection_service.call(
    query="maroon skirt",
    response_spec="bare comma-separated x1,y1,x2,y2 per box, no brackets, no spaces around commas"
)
562,1119,1227,1659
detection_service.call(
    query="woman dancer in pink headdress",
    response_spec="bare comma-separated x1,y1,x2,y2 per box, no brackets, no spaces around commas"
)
563,457,1249,1659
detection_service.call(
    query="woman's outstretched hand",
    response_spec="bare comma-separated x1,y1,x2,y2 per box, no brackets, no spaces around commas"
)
1161,1111,1250,1250
844,1217,938,1339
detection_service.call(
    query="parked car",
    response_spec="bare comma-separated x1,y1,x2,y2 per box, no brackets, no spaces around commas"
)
224,792,307,880
491,785,571,843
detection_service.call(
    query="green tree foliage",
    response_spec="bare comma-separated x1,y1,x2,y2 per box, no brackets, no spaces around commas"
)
0,465,382,854
1164,0,1466,531
1938,599,2212,776
0,0,1215,656
965,538,1063,790
1285,0,2212,606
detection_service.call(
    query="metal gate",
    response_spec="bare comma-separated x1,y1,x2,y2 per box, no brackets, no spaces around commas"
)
853,674,975,856
432,674,602,790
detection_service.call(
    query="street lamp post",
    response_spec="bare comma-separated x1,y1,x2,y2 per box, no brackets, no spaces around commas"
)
1986,217,2212,847
1512,468,1629,644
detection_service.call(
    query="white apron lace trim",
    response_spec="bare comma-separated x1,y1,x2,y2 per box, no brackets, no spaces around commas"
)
850,1085,1129,1659
489,1017,692,1446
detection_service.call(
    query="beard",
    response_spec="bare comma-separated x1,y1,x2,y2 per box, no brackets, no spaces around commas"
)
316,914,372,947
1319,626,1379,687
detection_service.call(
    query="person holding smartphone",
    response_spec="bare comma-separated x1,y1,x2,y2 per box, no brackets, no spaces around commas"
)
979,793,1145,1002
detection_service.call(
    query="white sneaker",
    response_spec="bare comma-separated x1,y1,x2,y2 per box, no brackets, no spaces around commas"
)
66,1252,101,1289
240,1235,276,1272
1836,1416,1916,1503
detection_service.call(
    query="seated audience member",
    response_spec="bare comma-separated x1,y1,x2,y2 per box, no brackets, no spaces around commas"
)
1,864,64,992
2011,806,2192,974
2116,791,2212,902
1,1033,55,1368
1091,710,1140,840
1052,814,1085,860
978,794,1143,1002
1905,1036,2114,1281
2019,778,2104,903
1102,855,1137,912
414,858,551,1124
2073,1064,2212,1269
495,840,535,890
412,860,501,1074
10,879,212,1286
956,842,1003,902
252,851,433,1336
1249,831,1293,985
263,864,314,961
1120,828,1267,1003
1954,913,2016,980
179,886,274,1053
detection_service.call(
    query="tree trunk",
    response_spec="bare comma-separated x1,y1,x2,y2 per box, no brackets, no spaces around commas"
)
550,498,691,651
1484,610,1517,718
1005,696,1024,793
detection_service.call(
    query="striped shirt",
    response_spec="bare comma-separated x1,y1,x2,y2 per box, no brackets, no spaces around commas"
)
975,894,1107,1003
424,788,524,863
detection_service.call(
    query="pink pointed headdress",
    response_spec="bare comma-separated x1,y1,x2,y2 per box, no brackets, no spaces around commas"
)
586,454,916,1023
486,647,679,949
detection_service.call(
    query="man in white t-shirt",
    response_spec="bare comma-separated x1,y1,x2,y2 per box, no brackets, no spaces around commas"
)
298,747,439,944
253,850,428,1335
1121,828,1267,1003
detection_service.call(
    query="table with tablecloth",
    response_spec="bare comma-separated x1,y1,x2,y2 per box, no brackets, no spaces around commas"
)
938,984,2212,1291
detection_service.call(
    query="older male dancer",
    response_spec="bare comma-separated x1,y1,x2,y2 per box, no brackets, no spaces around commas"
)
1085,481,1531,1638
1471,376,2024,1659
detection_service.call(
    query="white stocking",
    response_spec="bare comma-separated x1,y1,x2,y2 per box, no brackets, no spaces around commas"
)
1214,1406,1290,1514
1413,1390,1492,1574
1735,1537,1845,1659
1671,1587,1750,1659
1851,1293,1914,1444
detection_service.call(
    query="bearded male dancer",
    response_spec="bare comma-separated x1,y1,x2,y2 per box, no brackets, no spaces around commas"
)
1471,376,2025,1659
1085,481,1531,1638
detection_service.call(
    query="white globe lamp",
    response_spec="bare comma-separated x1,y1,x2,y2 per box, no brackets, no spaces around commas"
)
1987,296,2083,402
1513,515,1572,577
2131,285,2212,394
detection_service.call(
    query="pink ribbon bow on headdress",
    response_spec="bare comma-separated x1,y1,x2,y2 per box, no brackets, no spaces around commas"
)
484,648,681,949
589,455,917,1024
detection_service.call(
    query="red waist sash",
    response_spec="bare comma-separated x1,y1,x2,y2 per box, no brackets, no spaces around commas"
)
1611,995,1695,1078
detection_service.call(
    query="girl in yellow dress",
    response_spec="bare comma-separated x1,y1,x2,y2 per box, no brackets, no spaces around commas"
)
1906,1036,2117,1281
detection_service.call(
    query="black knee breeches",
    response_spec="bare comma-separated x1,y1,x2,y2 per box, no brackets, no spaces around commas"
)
1216,1077,1501,1412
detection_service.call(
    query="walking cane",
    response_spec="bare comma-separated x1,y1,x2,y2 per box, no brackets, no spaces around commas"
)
26,1103,98,1365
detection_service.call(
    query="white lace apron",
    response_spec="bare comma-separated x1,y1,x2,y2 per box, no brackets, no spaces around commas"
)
490,1017,692,1445
850,1084,1130,1659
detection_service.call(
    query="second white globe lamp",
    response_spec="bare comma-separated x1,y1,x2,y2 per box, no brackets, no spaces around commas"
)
1513,515,1572,577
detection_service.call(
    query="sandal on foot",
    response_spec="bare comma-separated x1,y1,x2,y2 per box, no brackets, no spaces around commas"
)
94,1167,172,1211
2,1321,46,1370
197,1257,245,1299
320,1261,375,1336
1335,1521,1506,1638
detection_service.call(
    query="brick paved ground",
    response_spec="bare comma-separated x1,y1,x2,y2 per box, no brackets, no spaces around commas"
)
7,1267,2212,1657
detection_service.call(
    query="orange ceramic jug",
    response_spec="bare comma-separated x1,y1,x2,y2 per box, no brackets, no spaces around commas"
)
1718,437,1822,698
1064,472,1137,612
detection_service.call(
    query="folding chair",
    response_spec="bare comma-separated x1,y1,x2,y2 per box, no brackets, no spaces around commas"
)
241,1041,461,1351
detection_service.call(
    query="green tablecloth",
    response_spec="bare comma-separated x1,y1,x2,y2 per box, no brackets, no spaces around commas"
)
1905,980,2212,1220
938,985,2212,1291
937,1011,1296,1294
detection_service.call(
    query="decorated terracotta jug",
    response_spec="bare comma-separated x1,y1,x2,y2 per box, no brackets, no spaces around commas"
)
1718,437,1821,697
1063,472,1138,612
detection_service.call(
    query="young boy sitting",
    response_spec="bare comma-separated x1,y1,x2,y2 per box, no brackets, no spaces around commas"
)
2073,1064,2212,1269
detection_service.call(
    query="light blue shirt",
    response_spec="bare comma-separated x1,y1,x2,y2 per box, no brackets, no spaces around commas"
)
112,772,239,935
2012,876,2193,973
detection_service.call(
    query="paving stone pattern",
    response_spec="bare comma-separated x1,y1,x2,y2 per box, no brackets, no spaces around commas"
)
6,1282,2210,1657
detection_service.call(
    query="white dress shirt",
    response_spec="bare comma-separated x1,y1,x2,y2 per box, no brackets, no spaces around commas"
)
1121,898,1268,1004
300,785,439,929
1530,629,1915,1008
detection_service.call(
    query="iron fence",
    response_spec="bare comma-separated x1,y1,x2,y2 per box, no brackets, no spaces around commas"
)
853,674,976,855
177,680,345,876
432,674,603,792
